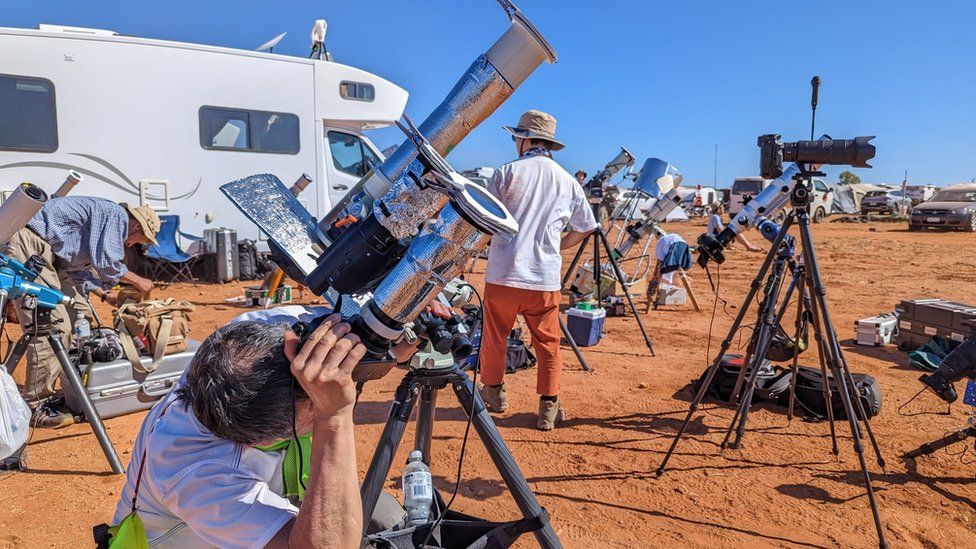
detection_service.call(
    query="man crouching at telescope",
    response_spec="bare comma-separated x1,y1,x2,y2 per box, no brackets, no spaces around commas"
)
110,307,446,547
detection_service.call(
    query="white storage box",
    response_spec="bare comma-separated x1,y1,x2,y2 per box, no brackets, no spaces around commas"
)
656,284,687,307
855,314,898,346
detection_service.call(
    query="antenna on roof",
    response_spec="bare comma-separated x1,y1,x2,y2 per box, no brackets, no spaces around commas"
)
255,32,286,53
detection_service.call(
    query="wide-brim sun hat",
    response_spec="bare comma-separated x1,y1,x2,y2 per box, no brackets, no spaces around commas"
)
121,203,161,245
502,109,565,151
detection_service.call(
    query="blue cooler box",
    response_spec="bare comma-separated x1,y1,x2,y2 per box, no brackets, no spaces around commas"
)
566,307,606,346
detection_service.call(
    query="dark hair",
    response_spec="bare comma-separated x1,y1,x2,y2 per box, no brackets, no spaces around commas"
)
575,170,587,178
176,321,306,445
524,138,554,150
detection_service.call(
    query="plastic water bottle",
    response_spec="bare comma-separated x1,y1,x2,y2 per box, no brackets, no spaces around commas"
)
402,450,433,526
72,318,91,341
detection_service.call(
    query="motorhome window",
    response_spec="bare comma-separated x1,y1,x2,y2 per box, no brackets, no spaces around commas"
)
340,81,375,102
328,131,376,177
0,75,58,152
200,107,299,154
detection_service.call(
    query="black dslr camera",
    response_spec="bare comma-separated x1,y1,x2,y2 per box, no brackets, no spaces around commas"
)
758,134,876,179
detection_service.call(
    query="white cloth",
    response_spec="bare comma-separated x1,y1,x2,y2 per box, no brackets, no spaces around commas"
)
485,155,598,291
113,307,327,548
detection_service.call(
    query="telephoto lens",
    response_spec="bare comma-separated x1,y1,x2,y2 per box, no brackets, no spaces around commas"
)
782,136,876,169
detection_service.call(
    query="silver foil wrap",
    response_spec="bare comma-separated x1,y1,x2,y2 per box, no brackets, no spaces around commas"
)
375,56,514,239
220,174,322,276
371,202,490,324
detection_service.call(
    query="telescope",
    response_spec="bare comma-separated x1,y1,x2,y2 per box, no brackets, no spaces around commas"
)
584,147,635,197
0,182,49,247
570,158,681,296
697,130,875,268
53,170,83,198
223,0,552,359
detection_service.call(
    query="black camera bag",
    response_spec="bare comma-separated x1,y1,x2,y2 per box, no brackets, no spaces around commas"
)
693,354,786,403
788,366,882,420
505,328,536,374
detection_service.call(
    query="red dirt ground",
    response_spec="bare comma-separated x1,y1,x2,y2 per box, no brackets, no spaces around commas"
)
1,220,974,548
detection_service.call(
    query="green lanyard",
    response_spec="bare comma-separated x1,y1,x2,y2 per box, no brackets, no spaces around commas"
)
256,435,312,501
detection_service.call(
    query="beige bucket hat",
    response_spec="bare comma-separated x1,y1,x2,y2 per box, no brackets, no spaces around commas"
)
502,109,565,151
121,203,161,245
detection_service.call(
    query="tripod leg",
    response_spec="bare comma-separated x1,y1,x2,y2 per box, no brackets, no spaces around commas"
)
656,223,788,475
786,269,806,424
803,281,840,455
561,233,592,289
47,334,124,474
3,333,31,376
558,315,592,372
596,229,655,356
796,213,888,549
678,271,701,312
452,375,562,549
361,375,420,533
415,386,438,466
593,230,602,305
725,257,790,450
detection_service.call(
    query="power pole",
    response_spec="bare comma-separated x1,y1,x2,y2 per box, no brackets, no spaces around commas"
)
713,144,718,187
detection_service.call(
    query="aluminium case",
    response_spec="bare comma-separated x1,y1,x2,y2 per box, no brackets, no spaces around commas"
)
63,340,200,419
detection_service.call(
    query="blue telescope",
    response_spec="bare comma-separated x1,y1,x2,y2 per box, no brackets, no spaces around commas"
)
0,252,72,309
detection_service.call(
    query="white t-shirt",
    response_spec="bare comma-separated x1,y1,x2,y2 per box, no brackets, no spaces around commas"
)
485,154,598,291
707,213,724,235
113,306,327,548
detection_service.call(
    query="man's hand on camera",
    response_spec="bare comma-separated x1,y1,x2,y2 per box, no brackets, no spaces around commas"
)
285,313,366,418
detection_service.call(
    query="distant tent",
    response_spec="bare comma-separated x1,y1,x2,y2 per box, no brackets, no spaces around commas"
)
830,183,857,214
829,183,889,213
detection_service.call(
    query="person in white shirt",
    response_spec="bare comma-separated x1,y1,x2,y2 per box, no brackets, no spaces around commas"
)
111,304,447,548
478,110,598,431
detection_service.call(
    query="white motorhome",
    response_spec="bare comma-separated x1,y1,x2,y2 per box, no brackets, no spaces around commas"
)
0,24,408,244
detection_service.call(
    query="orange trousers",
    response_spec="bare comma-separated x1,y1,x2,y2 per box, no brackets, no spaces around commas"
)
480,283,563,396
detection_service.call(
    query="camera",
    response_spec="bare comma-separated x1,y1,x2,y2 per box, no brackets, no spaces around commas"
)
919,336,976,404
758,134,876,179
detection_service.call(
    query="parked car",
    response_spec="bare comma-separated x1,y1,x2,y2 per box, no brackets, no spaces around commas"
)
909,184,976,232
861,189,912,216
730,176,833,222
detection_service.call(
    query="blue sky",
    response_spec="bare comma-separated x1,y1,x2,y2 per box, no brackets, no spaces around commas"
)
4,1,974,187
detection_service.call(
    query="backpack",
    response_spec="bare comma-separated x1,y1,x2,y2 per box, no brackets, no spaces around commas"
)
692,354,786,403
505,328,536,374
238,239,260,280
114,299,195,373
787,366,882,420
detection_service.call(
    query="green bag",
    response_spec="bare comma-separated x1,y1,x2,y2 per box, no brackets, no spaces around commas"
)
107,512,149,549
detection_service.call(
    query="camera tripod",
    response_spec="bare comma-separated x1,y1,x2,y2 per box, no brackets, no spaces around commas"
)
360,363,560,548
3,304,124,474
560,227,656,368
655,171,889,548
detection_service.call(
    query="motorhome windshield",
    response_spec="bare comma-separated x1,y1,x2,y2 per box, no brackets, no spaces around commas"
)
732,180,762,194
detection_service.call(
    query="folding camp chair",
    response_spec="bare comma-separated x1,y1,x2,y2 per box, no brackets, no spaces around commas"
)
144,215,203,283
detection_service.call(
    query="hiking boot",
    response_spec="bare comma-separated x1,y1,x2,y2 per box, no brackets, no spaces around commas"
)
31,400,77,429
478,383,508,413
537,398,565,431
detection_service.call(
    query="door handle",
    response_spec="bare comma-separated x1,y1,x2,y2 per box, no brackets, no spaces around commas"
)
332,184,349,191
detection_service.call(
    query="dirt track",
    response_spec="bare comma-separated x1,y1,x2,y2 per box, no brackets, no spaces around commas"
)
2,220,974,548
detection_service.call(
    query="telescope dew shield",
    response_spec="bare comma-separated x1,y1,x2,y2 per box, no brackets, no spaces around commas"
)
339,2,555,240
632,158,682,197
53,171,83,198
0,182,48,246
